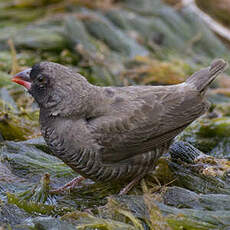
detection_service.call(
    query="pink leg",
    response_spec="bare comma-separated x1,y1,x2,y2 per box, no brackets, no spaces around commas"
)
119,175,144,195
50,176,85,194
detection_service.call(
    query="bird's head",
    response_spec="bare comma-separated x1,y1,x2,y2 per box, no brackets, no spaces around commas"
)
12,62,93,117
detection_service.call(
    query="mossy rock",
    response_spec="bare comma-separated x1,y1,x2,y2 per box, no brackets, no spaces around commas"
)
0,71,12,88
178,116,230,158
0,100,39,140
196,0,230,27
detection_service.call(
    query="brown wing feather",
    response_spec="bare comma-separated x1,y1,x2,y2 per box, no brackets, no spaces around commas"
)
88,84,207,164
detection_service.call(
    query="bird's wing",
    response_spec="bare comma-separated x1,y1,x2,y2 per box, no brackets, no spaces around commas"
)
88,85,206,164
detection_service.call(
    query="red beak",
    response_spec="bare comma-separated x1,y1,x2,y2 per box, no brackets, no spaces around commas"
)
12,68,32,90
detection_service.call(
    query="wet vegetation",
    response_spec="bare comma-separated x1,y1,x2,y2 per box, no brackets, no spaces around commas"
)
1,0,230,229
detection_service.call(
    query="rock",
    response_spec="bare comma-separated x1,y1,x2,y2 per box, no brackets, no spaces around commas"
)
178,116,230,158
0,72,12,88
110,195,218,229
81,9,148,58
0,88,18,112
13,26,67,51
196,0,230,26
168,141,230,194
64,16,97,54
169,141,204,164
0,103,39,141
24,217,76,230
0,202,30,229
0,138,75,183
164,186,230,211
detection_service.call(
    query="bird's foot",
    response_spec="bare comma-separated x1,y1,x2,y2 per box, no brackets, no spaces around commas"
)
119,175,144,195
50,176,85,194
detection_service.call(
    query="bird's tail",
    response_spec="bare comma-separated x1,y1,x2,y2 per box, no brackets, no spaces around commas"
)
186,59,228,92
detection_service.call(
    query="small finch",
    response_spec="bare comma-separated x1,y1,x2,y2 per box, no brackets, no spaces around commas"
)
12,59,228,194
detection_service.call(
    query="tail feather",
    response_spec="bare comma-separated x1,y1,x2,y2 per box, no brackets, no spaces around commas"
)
186,59,228,92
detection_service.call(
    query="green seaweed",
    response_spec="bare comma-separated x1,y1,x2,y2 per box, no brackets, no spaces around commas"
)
0,72,12,88
178,117,230,158
0,100,39,140
198,117,230,138
7,192,73,216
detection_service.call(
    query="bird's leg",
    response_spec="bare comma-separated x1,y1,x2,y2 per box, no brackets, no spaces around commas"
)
50,176,85,194
119,175,144,195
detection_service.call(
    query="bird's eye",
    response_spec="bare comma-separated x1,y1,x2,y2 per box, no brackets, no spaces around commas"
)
37,75,46,84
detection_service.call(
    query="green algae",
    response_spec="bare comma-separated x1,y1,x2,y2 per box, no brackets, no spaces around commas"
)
18,173,52,204
0,100,39,140
13,27,67,51
198,117,230,138
124,56,192,85
7,192,57,215
167,217,216,230
7,192,73,216
108,195,217,230
0,72,12,88
0,138,76,180
2,122,230,228
164,186,230,211
63,211,138,230
178,116,230,158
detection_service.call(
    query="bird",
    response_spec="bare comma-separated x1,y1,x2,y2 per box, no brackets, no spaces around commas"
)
12,59,228,194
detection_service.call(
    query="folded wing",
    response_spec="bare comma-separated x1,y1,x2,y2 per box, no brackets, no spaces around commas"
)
88,84,206,164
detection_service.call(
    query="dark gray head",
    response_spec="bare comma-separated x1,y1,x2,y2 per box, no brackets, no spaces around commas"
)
12,62,92,116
